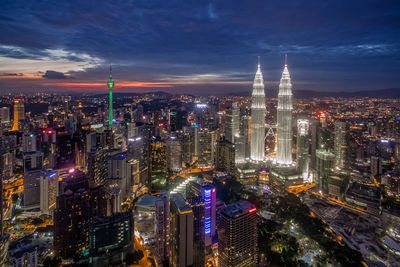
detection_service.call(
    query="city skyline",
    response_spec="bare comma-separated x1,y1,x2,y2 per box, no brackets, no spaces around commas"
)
1,1,400,94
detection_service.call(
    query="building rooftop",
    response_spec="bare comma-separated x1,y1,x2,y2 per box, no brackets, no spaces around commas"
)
171,193,192,213
220,200,256,218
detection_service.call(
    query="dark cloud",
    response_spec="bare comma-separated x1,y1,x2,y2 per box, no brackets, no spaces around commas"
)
42,70,68,79
0,0,400,93
0,73,23,77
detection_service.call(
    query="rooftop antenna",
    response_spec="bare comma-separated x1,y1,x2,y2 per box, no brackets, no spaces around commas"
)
284,54,287,65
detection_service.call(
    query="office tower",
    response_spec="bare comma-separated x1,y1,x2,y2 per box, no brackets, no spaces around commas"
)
40,171,59,215
371,156,382,177
276,58,293,165
240,115,251,159
316,149,335,192
170,193,194,267
11,99,24,131
203,184,216,247
23,146,43,170
215,137,235,175
107,151,132,200
310,118,318,170
0,107,10,124
129,159,140,187
218,200,258,267
151,137,167,180
166,136,183,172
86,132,98,153
128,136,144,163
107,66,115,128
297,120,310,180
127,122,138,139
225,103,240,143
23,149,43,208
23,170,42,208
55,130,75,169
54,171,108,259
334,121,348,169
89,211,134,267
182,127,196,166
155,191,170,266
23,134,37,152
250,59,266,161
234,135,246,164
196,129,217,167
190,200,205,267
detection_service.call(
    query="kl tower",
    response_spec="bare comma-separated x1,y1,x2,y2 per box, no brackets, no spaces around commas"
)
107,66,114,128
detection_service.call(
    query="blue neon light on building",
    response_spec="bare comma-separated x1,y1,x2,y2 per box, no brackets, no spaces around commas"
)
204,189,211,235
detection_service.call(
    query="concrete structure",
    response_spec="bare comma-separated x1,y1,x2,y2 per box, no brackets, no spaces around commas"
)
250,59,266,162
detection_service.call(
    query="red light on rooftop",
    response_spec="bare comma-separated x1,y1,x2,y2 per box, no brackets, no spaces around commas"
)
42,130,45,134
318,112,326,119
158,123,163,127
249,208,257,213
48,130,52,134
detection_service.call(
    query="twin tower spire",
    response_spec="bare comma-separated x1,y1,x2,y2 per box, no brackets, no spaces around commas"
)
250,56,293,164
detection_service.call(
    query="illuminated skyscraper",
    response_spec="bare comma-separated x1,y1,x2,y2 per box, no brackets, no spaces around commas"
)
107,66,114,128
218,200,258,267
170,193,193,267
250,58,266,161
11,99,24,131
276,57,293,165
297,120,310,180
334,121,348,169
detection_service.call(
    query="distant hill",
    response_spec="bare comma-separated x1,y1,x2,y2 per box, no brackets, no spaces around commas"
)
231,88,400,98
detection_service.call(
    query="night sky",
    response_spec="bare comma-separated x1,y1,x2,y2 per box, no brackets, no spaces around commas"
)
0,0,399,95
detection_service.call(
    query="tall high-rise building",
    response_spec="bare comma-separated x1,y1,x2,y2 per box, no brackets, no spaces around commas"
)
166,136,182,172
297,119,310,180
195,129,216,166
316,149,335,192
371,156,382,177
215,137,235,175
155,191,170,266
190,200,205,267
170,193,194,267
107,66,115,128
218,200,258,267
334,121,348,169
203,184,216,247
40,171,58,215
0,107,10,124
225,102,240,143
54,171,108,259
23,134,37,153
250,59,266,161
11,99,24,131
276,58,293,165
89,211,134,267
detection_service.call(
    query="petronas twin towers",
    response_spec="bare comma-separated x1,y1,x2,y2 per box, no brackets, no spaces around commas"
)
250,57,293,165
